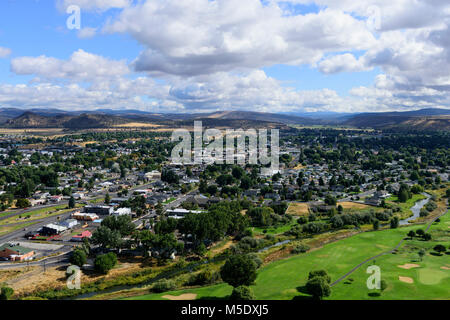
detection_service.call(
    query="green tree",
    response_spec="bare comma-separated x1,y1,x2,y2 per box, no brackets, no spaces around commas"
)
94,252,117,274
308,270,331,284
69,196,76,209
418,249,426,261
230,286,255,300
407,230,416,239
70,248,87,267
16,198,31,209
105,193,111,205
232,166,245,180
423,233,432,241
0,286,14,300
306,275,331,300
433,244,447,255
220,254,258,288
91,226,122,249
390,216,399,229
324,195,337,206
101,215,135,237
373,219,380,231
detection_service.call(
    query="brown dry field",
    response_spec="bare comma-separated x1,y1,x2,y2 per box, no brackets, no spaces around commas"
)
398,264,420,270
286,202,309,216
338,202,373,210
114,122,163,128
4,258,152,297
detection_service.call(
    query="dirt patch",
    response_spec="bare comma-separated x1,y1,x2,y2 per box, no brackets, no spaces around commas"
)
286,203,309,216
339,202,373,210
399,276,414,284
162,293,198,300
398,264,420,270
210,240,233,255
441,266,450,270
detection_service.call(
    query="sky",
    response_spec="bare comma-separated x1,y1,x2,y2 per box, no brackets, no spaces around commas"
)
0,0,449,114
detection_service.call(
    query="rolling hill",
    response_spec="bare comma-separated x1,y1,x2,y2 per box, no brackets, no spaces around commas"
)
5,112,129,129
1,107,450,131
344,109,450,130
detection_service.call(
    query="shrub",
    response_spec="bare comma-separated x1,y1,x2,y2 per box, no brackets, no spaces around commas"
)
220,254,258,288
420,208,429,217
188,268,220,286
308,270,331,284
152,279,176,293
433,244,447,255
70,248,87,267
291,244,310,254
94,252,117,274
230,286,255,300
0,286,14,300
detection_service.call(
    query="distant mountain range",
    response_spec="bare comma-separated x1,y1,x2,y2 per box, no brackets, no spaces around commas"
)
1,107,450,131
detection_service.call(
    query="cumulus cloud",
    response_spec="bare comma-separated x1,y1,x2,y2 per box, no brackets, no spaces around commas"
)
11,49,130,82
5,0,450,113
105,0,375,76
318,54,369,74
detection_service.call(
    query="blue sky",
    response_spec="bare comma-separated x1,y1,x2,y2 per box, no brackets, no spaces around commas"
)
0,0,448,113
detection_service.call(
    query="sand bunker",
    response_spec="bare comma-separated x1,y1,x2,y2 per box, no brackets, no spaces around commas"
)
399,276,414,284
398,264,420,270
162,293,198,300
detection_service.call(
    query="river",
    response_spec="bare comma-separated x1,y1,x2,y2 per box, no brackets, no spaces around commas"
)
399,193,431,226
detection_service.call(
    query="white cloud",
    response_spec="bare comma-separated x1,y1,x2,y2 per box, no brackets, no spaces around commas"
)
57,0,131,12
78,27,97,39
105,0,375,76
11,49,130,82
0,47,11,58
4,0,450,114
318,54,369,74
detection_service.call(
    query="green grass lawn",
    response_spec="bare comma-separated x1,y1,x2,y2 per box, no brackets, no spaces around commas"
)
251,219,298,235
0,222,37,237
128,210,449,301
0,204,81,226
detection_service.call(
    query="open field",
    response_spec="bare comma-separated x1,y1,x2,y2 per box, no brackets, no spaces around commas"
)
251,220,298,235
114,123,163,128
0,204,81,226
0,222,36,237
339,202,374,211
286,202,309,216
287,201,376,216
127,210,449,300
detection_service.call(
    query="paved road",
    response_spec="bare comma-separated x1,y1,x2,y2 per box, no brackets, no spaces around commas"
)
0,202,70,223
339,189,376,202
0,252,71,270
165,188,198,210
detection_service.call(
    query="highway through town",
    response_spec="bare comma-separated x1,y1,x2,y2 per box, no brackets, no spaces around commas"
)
0,183,198,270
